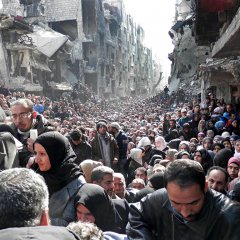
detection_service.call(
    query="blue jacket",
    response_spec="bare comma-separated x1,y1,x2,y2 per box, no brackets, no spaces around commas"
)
49,175,86,226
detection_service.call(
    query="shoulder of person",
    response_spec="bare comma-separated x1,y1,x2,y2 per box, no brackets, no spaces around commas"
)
0,226,81,240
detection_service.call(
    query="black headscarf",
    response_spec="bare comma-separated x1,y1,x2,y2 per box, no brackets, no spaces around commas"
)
75,183,116,232
213,148,234,169
34,131,82,196
195,149,213,174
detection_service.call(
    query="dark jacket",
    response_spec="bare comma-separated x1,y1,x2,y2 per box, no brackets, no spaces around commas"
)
115,131,128,159
69,140,92,165
0,226,80,240
126,188,240,240
10,114,54,167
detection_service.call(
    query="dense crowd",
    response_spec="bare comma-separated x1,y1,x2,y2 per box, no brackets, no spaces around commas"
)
0,86,240,239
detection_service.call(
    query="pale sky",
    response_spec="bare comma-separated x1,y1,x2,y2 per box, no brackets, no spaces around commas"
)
124,0,176,77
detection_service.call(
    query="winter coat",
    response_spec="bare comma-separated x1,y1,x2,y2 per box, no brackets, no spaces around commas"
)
126,188,240,240
91,133,119,168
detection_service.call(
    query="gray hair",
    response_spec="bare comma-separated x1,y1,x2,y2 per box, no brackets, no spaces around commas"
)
67,221,104,240
10,98,34,112
91,166,114,182
0,168,49,229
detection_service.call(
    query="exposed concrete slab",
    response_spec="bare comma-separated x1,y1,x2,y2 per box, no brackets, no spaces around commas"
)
212,7,240,58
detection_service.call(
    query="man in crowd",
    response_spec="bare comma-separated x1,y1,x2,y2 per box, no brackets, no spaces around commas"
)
91,119,119,171
134,167,148,184
10,98,53,167
127,159,240,239
109,122,128,177
0,168,80,240
68,129,92,165
91,165,115,197
206,166,229,194
113,172,137,203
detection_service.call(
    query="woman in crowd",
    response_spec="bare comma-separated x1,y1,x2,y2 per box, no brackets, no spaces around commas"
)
75,183,128,234
193,148,213,174
34,131,86,226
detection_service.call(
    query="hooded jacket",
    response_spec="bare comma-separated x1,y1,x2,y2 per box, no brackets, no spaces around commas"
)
126,188,240,240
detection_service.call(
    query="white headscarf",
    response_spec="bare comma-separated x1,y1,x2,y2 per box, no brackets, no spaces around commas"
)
130,148,143,165
155,136,167,151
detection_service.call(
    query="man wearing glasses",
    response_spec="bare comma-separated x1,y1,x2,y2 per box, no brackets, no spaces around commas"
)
127,159,240,240
10,98,53,167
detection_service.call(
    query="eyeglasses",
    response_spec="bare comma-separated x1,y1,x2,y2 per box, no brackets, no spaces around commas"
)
12,112,32,120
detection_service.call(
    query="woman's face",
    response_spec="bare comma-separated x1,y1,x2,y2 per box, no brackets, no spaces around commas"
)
227,163,239,179
203,140,211,150
235,142,240,153
34,143,51,171
76,204,95,223
223,141,232,150
194,151,202,164
213,145,221,154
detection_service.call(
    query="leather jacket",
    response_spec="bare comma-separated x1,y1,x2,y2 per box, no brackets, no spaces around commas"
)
126,188,240,240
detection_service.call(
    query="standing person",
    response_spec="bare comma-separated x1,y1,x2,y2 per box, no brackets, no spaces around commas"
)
126,159,240,240
10,98,53,167
33,131,86,226
91,120,119,171
109,122,129,177
0,168,81,240
67,129,92,165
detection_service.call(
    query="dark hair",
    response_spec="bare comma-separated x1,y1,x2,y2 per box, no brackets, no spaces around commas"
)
134,167,147,176
164,159,206,192
69,129,82,141
206,166,229,183
211,143,224,151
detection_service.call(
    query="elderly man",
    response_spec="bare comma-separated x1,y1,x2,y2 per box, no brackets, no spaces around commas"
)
10,98,53,167
206,166,229,194
127,159,240,240
109,122,129,176
0,168,80,240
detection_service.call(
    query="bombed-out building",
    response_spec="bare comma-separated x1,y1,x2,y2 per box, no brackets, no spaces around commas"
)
169,0,240,105
0,0,162,99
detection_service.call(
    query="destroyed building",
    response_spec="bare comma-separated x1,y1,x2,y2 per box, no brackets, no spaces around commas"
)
169,0,240,105
0,0,162,99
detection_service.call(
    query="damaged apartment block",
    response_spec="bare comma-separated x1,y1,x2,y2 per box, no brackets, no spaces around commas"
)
0,0,162,99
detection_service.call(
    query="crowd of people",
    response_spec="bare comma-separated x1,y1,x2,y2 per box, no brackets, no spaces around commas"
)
0,87,240,239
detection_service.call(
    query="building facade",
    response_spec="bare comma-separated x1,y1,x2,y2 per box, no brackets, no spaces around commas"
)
0,0,162,99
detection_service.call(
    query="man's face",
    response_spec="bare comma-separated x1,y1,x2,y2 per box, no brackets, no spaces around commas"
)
167,182,206,222
135,170,147,182
11,104,33,132
207,169,227,193
113,176,126,198
169,120,175,128
98,125,107,135
97,174,114,197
